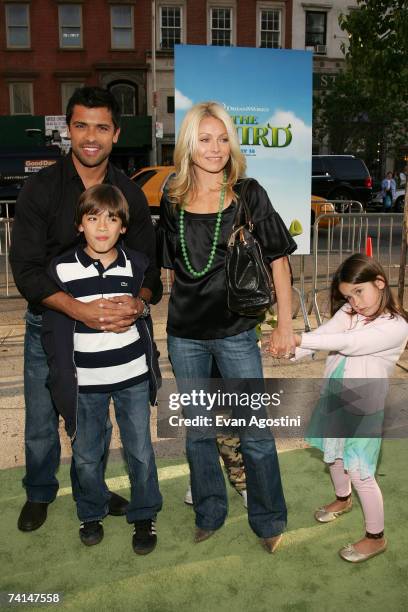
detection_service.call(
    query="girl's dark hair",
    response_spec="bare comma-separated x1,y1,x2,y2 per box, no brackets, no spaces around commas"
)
66,86,121,130
330,253,408,322
75,184,129,228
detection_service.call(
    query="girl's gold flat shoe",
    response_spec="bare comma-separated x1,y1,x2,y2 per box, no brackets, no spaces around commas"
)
339,539,387,563
314,498,352,523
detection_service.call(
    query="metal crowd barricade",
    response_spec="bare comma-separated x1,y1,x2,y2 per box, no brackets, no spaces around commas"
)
0,215,16,298
311,211,404,325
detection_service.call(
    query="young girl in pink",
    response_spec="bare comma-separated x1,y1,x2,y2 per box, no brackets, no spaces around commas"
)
294,254,408,563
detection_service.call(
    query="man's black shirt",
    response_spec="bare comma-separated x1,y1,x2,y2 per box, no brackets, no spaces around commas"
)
10,153,162,313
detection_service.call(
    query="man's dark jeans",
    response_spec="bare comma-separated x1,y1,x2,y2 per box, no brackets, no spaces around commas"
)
23,311,112,503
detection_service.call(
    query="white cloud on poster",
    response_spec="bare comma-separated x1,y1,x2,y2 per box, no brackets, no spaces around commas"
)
175,89,193,110
239,110,312,162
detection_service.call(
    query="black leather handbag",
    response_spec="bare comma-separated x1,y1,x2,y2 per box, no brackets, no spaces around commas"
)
226,179,276,317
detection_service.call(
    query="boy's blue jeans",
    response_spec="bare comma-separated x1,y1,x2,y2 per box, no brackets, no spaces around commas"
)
73,380,162,523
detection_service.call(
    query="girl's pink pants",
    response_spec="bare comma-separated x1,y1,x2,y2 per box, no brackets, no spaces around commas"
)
329,458,384,533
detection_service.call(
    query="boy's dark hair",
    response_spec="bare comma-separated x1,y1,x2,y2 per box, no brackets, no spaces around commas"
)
66,86,121,130
76,184,129,228
331,253,408,322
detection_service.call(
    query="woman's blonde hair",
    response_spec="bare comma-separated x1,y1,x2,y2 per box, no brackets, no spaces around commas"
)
168,101,246,206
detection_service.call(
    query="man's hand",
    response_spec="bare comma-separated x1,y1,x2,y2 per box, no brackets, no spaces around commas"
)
42,291,150,333
78,295,145,332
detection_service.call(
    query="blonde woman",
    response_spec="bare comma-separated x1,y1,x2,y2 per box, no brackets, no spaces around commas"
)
159,101,296,553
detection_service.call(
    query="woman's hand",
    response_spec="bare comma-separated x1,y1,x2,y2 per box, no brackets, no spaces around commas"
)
268,327,296,358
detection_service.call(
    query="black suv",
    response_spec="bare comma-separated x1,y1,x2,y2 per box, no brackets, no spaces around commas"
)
312,155,372,206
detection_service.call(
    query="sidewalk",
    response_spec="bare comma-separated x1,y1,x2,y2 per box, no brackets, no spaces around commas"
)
1,291,407,470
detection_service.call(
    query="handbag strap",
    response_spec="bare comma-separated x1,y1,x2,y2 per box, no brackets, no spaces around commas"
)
233,179,254,230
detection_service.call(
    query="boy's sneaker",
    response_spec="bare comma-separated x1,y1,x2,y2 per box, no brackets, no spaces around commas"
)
184,486,193,505
79,520,104,546
132,519,157,555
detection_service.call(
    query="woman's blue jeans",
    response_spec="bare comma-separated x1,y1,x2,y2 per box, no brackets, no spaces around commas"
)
168,329,287,538
73,380,162,523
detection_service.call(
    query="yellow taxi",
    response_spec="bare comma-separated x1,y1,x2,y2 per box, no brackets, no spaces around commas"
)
131,166,337,228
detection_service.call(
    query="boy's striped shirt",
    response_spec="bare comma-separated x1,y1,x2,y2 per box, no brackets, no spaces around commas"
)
55,246,148,393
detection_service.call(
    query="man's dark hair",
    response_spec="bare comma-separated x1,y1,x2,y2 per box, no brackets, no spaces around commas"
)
66,86,121,130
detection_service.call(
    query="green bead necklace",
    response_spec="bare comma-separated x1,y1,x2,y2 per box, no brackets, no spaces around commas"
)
179,172,226,278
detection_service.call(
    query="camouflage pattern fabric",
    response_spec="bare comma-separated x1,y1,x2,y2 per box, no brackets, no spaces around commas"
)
216,434,246,492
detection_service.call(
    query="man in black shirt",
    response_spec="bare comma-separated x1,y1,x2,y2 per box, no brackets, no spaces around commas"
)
10,87,162,532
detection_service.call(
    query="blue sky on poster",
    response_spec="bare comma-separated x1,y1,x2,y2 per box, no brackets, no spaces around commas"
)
174,45,313,254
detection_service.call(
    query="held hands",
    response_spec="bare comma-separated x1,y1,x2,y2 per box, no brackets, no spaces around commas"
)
265,327,298,359
78,295,144,333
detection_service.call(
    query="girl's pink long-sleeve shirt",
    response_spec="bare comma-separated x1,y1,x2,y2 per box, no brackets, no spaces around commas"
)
296,306,408,380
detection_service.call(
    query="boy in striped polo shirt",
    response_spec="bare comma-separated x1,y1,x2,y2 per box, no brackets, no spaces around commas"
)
43,184,162,553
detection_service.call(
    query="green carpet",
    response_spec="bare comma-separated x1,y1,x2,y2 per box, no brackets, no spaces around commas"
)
1,442,408,612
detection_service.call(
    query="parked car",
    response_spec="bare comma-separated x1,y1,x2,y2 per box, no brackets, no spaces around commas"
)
131,165,174,216
132,165,337,228
370,187,405,212
312,155,372,207
311,196,338,228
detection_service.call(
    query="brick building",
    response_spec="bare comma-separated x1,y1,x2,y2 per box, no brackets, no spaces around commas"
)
1,0,370,168
0,0,295,167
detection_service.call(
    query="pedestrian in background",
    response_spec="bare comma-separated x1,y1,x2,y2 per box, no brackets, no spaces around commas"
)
381,171,396,211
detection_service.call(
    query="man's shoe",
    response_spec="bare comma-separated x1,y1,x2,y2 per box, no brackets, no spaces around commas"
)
339,539,387,563
79,521,104,546
262,534,283,554
315,497,352,523
194,527,216,543
108,491,129,516
17,501,48,532
184,486,193,505
132,519,157,555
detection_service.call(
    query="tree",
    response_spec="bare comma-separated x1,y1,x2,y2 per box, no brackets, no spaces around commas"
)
314,0,408,178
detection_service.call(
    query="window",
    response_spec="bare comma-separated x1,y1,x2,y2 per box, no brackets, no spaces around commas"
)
9,83,33,115
59,4,82,48
312,157,326,176
5,3,30,48
160,6,182,49
61,82,83,113
132,169,158,188
110,83,137,116
305,11,327,47
167,96,175,114
111,5,134,49
210,7,232,46
259,8,281,48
